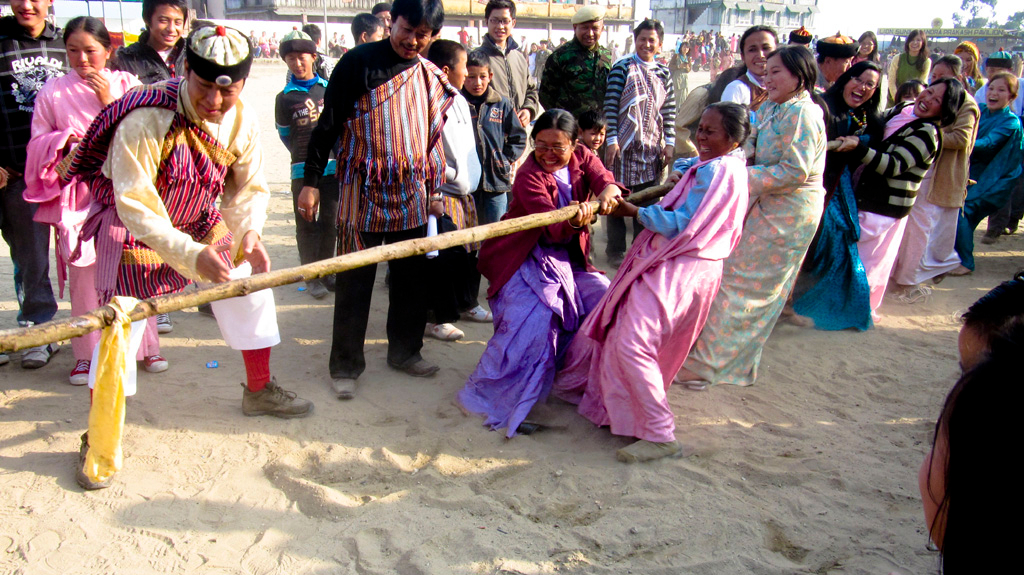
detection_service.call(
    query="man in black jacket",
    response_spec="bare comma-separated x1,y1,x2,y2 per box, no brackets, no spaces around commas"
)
0,0,66,368
114,0,187,85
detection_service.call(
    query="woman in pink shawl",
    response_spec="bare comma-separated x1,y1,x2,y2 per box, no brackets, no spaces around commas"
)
22,17,156,385
554,103,750,463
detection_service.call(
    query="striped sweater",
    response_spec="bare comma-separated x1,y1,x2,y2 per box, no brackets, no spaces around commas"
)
852,106,942,219
603,54,676,186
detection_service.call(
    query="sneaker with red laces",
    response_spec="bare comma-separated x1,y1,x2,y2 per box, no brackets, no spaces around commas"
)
69,359,91,386
143,355,169,373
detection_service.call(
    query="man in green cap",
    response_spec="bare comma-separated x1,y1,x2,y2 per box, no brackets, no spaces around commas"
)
539,4,612,117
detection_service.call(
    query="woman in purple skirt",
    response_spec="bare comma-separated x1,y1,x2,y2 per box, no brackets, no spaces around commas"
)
458,109,624,437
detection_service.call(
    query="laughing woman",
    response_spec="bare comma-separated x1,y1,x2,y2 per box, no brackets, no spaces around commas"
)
791,61,884,330
459,110,623,438
676,46,826,387
887,30,931,107
840,78,963,319
953,72,1024,273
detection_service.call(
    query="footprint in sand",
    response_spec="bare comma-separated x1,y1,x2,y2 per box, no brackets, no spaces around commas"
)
262,442,531,521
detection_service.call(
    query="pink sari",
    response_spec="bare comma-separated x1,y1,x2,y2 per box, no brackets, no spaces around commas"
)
554,154,748,442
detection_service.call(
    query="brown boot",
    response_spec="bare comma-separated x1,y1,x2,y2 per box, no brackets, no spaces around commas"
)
75,432,113,490
242,378,313,418
616,439,685,463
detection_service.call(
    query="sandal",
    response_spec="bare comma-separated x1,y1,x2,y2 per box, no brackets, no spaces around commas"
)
948,265,972,277
674,378,709,391
895,285,932,304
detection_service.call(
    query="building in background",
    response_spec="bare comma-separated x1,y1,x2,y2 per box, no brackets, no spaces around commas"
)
220,0,636,45
651,0,818,39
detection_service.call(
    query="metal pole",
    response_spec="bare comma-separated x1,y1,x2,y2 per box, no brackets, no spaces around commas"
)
323,0,329,39
101,0,107,24
118,0,124,35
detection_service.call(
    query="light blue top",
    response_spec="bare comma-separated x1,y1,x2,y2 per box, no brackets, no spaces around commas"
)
637,158,714,239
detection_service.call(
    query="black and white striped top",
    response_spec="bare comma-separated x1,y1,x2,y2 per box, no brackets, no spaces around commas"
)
852,104,942,219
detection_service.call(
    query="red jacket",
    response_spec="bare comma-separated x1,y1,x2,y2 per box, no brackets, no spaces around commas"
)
478,145,616,297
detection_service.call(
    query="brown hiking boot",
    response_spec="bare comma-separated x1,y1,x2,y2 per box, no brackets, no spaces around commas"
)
241,378,313,418
75,432,113,490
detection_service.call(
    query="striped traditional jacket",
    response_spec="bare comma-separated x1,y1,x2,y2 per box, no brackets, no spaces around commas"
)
852,102,942,219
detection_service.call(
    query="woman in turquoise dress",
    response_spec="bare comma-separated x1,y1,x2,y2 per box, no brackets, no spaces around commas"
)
791,61,884,331
676,46,827,388
953,72,1024,273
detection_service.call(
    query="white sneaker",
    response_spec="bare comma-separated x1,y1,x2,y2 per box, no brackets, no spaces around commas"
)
425,323,464,341
461,305,493,323
0,352,9,366
156,313,173,334
21,343,59,369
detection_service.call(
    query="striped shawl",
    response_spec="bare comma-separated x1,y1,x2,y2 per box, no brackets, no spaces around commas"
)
336,59,456,254
59,79,235,301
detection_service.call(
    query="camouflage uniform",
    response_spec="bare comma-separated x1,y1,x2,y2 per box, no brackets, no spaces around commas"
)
539,38,612,118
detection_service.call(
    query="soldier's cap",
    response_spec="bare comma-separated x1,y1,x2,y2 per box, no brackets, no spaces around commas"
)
572,5,606,24
186,25,253,86
280,29,317,60
987,49,1013,69
788,26,812,46
816,31,858,59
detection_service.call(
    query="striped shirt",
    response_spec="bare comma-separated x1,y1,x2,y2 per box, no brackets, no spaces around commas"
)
853,104,942,218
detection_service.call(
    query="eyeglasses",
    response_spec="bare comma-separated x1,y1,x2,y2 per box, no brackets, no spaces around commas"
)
535,143,571,154
850,77,878,91
488,18,513,26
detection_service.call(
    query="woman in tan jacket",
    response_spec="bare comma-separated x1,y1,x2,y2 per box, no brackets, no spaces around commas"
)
891,56,979,295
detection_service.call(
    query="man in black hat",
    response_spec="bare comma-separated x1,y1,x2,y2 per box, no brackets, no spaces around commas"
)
815,31,858,91
788,26,812,48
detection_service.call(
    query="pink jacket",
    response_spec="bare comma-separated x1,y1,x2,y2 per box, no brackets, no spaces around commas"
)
23,69,140,291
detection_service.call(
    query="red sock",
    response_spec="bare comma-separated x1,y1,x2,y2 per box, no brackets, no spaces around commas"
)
241,348,272,392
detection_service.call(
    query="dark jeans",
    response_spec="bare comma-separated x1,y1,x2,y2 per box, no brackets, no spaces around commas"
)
474,190,510,225
988,176,1024,233
291,176,340,266
329,225,428,379
1,178,57,325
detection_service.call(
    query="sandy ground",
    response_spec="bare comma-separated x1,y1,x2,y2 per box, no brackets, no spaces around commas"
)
1,63,1022,575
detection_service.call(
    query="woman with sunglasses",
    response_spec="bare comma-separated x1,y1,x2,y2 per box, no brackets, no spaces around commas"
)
459,109,623,438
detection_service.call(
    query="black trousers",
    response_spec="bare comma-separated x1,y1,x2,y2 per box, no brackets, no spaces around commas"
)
290,176,340,267
329,225,428,379
989,175,1024,233
425,214,482,324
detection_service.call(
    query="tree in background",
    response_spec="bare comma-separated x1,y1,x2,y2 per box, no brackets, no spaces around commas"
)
952,0,997,28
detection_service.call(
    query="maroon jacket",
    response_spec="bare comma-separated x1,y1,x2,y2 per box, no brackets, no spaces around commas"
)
479,145,616,297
